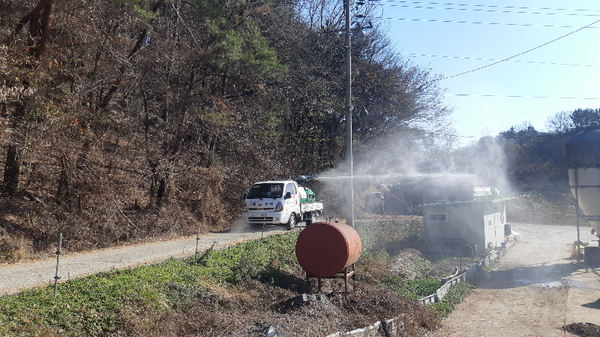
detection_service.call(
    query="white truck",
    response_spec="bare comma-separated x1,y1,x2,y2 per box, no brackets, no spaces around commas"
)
243,177,323,229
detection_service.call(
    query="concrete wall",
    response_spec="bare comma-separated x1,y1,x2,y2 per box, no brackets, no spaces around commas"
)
424,202,483,249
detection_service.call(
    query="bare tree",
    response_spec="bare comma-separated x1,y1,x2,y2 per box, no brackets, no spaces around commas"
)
545,111,573,134
2,0,57,195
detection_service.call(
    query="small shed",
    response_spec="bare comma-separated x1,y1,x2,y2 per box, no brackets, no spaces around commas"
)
422,197,511,255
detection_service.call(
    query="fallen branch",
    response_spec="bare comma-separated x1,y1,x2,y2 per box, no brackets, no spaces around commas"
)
113,200,140,231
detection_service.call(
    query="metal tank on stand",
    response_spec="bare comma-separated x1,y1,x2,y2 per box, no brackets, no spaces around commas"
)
295,222,362,292
566,122,600,265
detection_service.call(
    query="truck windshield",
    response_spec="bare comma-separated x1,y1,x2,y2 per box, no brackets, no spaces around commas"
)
246,183,284,199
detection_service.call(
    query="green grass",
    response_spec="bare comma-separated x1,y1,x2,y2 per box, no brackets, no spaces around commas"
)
481,260,497,272
0,232,300,336
359,248,389,261
380,251,477,320
429,282,475,317
382,275,475,317
382,276,443,300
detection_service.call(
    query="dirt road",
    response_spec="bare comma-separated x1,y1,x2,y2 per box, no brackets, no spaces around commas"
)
0,225,287,296
434,223,600,337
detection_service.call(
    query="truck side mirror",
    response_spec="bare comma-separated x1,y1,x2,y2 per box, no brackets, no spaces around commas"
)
284,192,292,199
243,193,247,200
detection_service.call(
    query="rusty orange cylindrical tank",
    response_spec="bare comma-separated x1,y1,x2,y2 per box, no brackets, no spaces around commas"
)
295,222,362,278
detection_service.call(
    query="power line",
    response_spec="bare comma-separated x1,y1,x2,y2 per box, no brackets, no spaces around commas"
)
379,1,600,14
409,53,598,68
446,93,600,100
381,3,600,17
384,17,598,29
431,132,479,139
443,19,600,79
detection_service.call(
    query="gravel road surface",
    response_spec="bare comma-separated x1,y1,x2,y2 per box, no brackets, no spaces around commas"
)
434,223,600,337
0,225,287,295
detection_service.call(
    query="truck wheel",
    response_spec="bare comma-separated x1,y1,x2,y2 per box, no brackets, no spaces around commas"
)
286,214,296,230
305,211,316,226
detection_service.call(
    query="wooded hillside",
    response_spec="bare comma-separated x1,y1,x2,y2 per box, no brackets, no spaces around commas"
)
499,108,600,194
0,0,449,259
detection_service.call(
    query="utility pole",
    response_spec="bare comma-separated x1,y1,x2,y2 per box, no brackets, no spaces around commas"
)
345,0,354,227
343,0,372,228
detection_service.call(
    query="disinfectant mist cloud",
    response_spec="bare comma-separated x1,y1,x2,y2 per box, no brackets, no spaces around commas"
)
314,131,510,219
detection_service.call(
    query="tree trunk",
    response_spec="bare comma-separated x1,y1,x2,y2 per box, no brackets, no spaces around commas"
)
33,0,55,58
14,0,56,59
2,102,26,195
148,166,169,209
3,145,21,195
55,156,73,210
156,175,168,207
3,0,56,195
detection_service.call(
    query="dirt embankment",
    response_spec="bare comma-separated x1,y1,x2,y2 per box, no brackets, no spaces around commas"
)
507,194,578,226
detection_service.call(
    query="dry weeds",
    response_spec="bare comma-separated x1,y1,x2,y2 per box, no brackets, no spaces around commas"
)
507,193,577,226
117,279,440,337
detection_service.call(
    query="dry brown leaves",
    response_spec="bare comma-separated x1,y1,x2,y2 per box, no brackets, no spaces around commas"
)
117,279,440,337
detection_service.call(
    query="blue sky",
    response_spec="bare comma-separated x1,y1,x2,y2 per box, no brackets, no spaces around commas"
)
377,0,600,144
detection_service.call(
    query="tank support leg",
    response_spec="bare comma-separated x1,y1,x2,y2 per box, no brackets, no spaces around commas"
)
343,264,356,293
305,264,357,293
305,272,323,293
344,267,348,293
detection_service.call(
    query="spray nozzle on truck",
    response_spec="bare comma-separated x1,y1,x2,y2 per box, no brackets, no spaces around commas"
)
243,176,323,229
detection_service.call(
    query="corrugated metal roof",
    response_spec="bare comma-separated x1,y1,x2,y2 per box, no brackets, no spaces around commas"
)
567,123,600,144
